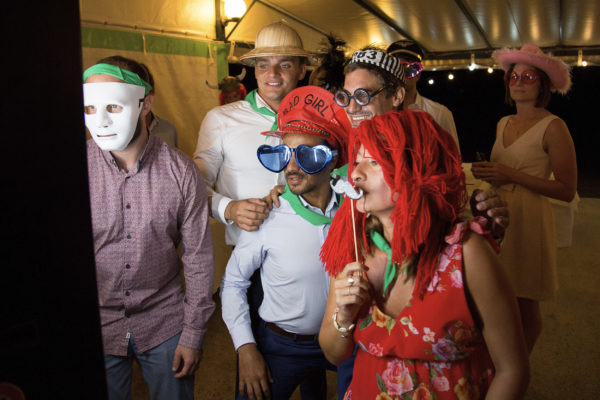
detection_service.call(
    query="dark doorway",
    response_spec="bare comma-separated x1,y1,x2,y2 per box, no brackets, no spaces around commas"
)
1,2,107,399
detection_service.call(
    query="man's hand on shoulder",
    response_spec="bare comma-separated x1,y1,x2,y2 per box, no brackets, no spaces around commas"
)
225,198,270,231
172,345,202,378
237,343,273,400
263,185,285,210
470,189,509,237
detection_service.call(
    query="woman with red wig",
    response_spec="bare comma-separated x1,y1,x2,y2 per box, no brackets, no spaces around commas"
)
472,44,577,355
319,111,529,399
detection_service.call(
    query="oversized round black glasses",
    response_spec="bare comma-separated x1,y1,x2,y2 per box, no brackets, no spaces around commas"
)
334,86,387,107
257,144,337,174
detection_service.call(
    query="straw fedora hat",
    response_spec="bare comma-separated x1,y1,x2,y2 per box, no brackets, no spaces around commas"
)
493,44,572,94
239,22,317,66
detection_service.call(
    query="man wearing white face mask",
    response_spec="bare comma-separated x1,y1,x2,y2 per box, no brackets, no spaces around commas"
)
83,55,215,400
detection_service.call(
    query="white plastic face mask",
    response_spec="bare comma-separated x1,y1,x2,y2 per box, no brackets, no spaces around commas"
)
83,82,145,151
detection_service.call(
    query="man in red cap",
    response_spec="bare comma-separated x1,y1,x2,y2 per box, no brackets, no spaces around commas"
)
221,86,350,400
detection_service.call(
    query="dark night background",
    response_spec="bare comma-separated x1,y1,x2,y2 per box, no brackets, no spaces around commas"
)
231,64,600,197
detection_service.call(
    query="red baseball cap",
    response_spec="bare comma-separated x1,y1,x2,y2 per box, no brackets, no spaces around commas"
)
262,85,351,166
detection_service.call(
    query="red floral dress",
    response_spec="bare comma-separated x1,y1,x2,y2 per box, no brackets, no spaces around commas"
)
345,221,495,400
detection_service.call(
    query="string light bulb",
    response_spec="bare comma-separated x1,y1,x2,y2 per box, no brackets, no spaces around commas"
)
468,53,477,71
224,0,246,19
577,50,589,67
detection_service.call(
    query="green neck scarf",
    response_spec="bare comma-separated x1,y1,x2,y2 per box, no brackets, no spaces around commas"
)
370,230,410,298
280,184,335,226
245,89,278,130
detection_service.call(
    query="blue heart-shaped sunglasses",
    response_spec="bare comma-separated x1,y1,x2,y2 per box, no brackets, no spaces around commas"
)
257,144,337,174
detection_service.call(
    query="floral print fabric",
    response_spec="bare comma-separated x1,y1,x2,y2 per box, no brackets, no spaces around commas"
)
345,222,495,399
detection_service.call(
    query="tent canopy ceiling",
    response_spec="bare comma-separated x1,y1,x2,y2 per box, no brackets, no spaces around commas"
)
81,0,600,69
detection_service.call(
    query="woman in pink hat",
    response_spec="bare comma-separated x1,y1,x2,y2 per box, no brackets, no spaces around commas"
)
471,44,577,354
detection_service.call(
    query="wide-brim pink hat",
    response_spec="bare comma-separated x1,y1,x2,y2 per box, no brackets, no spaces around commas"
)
493,44,572,94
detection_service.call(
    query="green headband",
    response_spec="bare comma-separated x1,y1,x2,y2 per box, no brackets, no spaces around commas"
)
83,63,152,95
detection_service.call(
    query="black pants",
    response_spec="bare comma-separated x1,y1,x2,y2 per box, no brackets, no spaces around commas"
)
235,270,329,399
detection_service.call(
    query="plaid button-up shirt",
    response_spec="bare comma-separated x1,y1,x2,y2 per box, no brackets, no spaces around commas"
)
87,135,215,355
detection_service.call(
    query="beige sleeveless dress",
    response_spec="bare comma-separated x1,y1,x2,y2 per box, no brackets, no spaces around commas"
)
490,114,558,300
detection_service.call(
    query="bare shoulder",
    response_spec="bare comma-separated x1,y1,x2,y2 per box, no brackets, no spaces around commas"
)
461,232,502,282
544,116,573,151
462,231,513,301
547,114,568,128
545,116,571,139
462,231,494,259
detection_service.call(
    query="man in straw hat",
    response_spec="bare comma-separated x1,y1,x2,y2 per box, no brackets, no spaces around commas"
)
193,21,315,246
221,85,350,400
194,20,318,398
386,40,460,151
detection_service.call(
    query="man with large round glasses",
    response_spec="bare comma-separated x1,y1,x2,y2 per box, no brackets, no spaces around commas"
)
221,85,350,400
338,45,505,234
339,47,406,129
386,40,460,151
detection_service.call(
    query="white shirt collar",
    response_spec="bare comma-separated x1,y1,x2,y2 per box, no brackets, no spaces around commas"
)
254,91,276,114
297,189,339,218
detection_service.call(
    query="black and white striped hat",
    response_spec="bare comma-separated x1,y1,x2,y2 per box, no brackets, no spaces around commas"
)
349,49,405,81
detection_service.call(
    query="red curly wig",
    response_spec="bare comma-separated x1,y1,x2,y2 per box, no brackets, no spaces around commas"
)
320,110,467,298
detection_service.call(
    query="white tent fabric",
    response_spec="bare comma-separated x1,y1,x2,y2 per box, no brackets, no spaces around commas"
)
80,0,597,291
80,0,217,41
82,0,600,68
